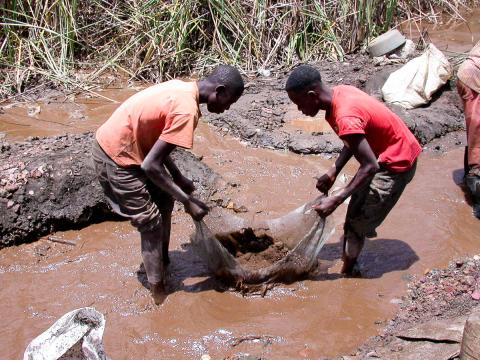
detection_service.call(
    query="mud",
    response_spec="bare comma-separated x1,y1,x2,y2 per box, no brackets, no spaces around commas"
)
0,132,229,247
207,54,464,155
215,229,288,272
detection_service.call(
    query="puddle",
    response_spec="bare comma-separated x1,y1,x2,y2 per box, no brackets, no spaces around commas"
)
402,8,480,53
283,107,332,134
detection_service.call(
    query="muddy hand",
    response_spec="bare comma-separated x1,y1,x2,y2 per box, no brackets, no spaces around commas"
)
315,172,335,195
184,197,209,221
312,195,342,217
189,196,209,212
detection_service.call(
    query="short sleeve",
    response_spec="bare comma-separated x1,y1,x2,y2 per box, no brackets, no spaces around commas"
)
336,116,366,137
159,113,196,149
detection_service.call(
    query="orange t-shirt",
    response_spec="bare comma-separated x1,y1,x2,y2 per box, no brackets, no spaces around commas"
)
326,85,422,172
96,80,201,167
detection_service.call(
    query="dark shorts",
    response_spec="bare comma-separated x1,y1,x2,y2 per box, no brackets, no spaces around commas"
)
345,161,417,238
92,140,174,233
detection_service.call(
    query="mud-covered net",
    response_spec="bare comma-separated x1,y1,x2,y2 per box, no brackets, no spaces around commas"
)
191,198,334,290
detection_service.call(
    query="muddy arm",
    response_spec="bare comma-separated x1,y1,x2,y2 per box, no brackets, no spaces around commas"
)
317,145,354,194
142,139,207,220
164,155,196,194
314,134,379,217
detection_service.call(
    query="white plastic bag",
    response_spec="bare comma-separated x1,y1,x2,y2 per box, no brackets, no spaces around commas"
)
24,307,107,360
382,43,452,109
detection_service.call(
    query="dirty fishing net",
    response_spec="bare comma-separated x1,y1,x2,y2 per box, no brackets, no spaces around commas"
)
190,198,334,291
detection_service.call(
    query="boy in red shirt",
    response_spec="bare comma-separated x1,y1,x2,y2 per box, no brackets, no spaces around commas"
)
93,65,244,304
285,65,421,275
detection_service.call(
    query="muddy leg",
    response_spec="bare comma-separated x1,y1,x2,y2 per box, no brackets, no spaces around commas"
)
160,210,172,266
141,227,167,305
341,232,364,276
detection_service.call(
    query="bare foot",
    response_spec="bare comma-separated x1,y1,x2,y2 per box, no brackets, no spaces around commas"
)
340,257,361,277
150,282,167,305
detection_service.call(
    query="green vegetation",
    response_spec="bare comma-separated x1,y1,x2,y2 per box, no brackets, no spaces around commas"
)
0,0,478,99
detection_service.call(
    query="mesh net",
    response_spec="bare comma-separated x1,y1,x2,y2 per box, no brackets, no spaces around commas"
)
190,198,334,291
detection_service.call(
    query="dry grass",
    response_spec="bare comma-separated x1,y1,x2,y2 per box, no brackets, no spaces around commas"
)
1,0,478,100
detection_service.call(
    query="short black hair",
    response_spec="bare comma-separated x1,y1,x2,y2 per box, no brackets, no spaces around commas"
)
207,65,244,98
285,65,322,93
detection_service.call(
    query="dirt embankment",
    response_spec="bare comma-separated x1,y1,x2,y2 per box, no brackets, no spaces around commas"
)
206,54,464,155
349,256,480,359
0,133,230,247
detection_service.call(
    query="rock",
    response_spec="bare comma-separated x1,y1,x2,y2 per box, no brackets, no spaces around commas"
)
460,310,480,359
471,291,480,301
27,105,41,117
7,200,14,208
34,244,51,257
233,205,248,213
5,183,19,192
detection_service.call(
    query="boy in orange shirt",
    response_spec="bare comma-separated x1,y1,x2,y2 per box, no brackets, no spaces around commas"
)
93,65,244,304
285,65,421,275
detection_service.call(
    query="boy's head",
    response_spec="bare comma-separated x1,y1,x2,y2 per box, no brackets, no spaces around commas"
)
285,65,324,117
204,65,244,114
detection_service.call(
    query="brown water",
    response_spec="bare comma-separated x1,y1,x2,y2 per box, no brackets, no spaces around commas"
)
1,11,480,356
402,8,480,53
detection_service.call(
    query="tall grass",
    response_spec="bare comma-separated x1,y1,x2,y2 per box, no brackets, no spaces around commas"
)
0,0,478,100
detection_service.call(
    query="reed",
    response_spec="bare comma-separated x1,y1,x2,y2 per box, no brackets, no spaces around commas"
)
1,0,478,100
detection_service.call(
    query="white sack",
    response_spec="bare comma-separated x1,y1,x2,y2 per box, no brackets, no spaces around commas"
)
24,307,107,360
382,43,452,109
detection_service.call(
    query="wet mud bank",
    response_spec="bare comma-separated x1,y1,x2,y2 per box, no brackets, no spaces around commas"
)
0,133,227,247
207,54,464,155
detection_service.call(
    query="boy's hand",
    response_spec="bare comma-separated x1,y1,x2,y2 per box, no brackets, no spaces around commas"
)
316,170,336,194
184,197,209,221
312,195,342,217
175,175,196,194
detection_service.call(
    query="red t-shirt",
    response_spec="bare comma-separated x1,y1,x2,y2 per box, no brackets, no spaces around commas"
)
326,85,422,172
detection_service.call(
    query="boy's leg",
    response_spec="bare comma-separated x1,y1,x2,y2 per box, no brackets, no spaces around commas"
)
141,226,167,305
342,162,417,275
148,180,174,266
92,139,166,304
160,209,172,265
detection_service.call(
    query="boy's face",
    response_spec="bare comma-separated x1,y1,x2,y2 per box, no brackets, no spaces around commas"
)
287,90,321,117
207,86,240,114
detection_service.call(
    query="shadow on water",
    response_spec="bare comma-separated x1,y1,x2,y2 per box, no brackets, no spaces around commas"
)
137,235,420,297
315,237,419,280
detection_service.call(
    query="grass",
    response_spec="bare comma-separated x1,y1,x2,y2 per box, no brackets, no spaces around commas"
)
0,0,479,100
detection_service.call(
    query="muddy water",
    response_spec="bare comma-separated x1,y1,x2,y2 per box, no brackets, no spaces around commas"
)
402,8,480,53
1,90,480,359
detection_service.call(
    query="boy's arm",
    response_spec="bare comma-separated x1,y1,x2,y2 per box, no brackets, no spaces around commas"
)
141,139,207,220
314,134,379,217
316,145,353,194
164,155,195,194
